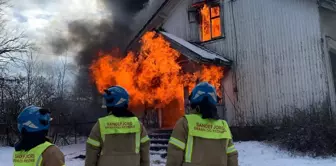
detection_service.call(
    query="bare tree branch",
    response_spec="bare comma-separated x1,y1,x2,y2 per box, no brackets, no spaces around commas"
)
0,0,34,67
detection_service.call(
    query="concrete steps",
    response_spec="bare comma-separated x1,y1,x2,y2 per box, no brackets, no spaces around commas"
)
151,139,169,144
149,129,172,159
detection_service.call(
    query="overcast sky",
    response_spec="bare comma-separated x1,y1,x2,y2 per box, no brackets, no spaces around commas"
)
8,0,105,37
3,0,164,78
5,0,163,57
5,0,106,59
1,0,106,76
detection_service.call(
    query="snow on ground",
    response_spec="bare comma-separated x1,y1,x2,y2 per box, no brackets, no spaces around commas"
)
237,142,336,166
1,141,336,166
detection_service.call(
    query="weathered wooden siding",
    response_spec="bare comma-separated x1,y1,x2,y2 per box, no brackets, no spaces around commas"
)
163,0,330,125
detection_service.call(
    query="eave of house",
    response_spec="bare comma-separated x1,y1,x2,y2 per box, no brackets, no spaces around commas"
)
159,31,232,67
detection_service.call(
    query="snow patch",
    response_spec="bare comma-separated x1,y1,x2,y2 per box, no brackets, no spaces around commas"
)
151,143,168,147
151,154,167,165
236,141,336,166
1,141,336,166
150,150,167,154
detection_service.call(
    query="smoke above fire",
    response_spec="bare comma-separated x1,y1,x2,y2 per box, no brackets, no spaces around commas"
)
90,31,224,112
47,0,154,114
49,0,151,67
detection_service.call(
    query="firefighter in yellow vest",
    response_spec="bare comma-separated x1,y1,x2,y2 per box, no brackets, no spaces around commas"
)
13,105,65,166
166,82,238,166
85,85,150,166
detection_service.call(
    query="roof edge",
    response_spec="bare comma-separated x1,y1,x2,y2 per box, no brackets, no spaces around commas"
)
159,31,233,67
126,0,181,52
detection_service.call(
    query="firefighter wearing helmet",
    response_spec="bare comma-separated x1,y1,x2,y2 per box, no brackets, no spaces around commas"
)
166,82,238,166
85,86,150,166
13,106,65,166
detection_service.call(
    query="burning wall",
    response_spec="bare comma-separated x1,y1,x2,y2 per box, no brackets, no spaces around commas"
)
90,31,224,128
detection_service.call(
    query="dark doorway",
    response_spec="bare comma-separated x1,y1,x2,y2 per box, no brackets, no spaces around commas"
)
330,50,336,94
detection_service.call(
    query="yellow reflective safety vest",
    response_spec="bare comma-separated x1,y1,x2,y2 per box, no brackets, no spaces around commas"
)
98,115,141,153
184,114,232,163
13,142,53,166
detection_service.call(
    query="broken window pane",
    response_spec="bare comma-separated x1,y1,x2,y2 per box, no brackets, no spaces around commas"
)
211,6,220,18
200,4,212,41
211,17,221,38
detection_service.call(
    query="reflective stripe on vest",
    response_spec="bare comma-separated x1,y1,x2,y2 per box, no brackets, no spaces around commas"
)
184,114,232,163
169,137,186,150
13,142,53,166
98,115,141,153
87,137,101,147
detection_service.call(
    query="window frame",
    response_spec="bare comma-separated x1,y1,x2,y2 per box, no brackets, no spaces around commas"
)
197,2,225,43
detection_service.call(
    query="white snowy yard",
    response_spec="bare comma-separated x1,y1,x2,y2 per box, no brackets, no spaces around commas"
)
1,141,336,166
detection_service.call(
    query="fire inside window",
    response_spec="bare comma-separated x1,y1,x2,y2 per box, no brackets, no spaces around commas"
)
200,4,222,42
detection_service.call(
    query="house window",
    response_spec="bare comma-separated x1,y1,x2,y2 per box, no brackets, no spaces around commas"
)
200,4,222,42
188,1,223,42
189,0,223,42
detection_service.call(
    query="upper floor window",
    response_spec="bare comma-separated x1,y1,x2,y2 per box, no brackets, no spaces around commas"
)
200,4,222,42
189,1,223,42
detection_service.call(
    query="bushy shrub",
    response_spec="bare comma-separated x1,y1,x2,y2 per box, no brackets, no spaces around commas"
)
267,107,336,157
231,106,336,157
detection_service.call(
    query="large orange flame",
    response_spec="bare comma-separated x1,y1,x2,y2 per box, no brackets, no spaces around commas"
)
201,4,211,41
90,31,224,128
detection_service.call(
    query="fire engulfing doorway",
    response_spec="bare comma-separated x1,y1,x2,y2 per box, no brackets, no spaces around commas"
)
91,31,232,129
142,98,185,129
